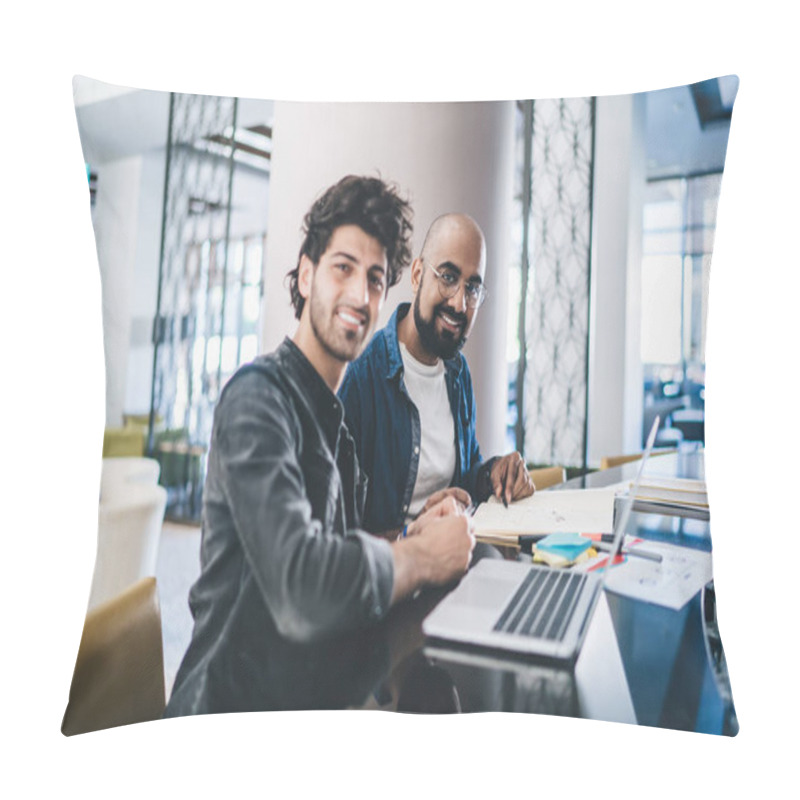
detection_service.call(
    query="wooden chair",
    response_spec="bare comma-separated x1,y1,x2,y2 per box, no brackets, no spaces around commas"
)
528,465,566,490
62,577,166,736
600,448,677,470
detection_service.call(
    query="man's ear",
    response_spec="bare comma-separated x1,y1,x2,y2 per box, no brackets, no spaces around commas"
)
298,254,314,300
410,257,423,294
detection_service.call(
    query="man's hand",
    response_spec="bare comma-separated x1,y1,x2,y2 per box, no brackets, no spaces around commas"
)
377,493,470,542
406,494,466,537
409,513,475,586
419,487,472,517
490,452,535,506
390,504,475,603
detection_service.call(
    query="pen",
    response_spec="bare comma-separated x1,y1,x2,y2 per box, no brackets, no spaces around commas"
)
594,540,663,563
624,546,663,563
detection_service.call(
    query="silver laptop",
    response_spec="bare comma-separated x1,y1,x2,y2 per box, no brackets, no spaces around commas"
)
422,417,660,664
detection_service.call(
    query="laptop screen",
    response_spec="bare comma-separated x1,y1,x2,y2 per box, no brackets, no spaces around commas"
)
598,415,660,585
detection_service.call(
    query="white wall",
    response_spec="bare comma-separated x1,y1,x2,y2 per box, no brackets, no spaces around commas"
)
262,100,516,457
586,93,647,465
92,155,143,427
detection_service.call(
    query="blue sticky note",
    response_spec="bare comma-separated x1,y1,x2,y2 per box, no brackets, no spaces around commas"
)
536,533,592,561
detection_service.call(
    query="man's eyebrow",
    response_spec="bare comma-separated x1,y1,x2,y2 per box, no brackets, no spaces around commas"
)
439,260,483,285
331,252,385,273
330,250,358,262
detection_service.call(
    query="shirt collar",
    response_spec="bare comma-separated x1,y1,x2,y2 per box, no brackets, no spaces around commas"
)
278,337,345,445
384,304,407,381
385,302,464,382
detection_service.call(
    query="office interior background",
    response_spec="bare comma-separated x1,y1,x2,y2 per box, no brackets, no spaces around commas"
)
75,76,735,695
11,0,797,790
77,75,735,523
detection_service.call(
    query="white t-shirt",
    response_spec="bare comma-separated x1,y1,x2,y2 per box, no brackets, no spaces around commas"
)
399,343,457,523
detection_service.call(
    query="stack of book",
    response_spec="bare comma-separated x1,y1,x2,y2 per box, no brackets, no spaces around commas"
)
632,477,709,520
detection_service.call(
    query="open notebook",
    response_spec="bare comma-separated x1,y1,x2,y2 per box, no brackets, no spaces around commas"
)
471,487,616,547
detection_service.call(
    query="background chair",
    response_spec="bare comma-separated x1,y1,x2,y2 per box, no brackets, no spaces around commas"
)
600,448,677,470
89,483,168,610
62,577,166,736
528,465,566,490
122,412,163,433
102,426,145,458
99,457,161,502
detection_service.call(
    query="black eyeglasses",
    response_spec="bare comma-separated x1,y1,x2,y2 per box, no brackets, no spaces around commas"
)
424,261,487,309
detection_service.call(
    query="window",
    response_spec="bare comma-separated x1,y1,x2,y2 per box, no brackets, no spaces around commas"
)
178,234,266,443
641,173,721,442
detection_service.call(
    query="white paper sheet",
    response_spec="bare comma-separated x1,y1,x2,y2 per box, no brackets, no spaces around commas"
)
472,488,616,537
602,540,713,610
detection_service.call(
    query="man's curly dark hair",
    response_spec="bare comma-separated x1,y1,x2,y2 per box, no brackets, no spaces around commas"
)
287,175,414,319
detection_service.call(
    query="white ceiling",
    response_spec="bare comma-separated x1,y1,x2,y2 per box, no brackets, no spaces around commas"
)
73,77,735,181
74,78,274,165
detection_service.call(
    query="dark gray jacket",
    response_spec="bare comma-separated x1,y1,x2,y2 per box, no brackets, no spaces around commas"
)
164,338,395,716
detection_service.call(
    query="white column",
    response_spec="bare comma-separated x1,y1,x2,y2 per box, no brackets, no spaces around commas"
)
93,155,143,427
262,101,516,457
125,149,166,415
586,93,646,465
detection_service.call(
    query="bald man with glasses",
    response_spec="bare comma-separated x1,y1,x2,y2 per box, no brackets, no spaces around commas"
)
339,213,534,540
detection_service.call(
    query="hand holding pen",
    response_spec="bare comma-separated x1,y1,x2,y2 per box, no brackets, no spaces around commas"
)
490,452,535,507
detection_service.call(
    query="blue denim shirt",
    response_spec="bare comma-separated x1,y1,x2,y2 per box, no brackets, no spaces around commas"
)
339,303,494,534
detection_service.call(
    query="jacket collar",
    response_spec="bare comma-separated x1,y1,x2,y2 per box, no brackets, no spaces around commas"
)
277,337,345,446
385,302,464,382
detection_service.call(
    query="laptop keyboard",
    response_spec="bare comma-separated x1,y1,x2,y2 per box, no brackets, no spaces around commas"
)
493,568,587,642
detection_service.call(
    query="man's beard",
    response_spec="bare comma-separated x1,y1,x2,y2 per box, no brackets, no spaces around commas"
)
308,287,369,363
413,292,468,361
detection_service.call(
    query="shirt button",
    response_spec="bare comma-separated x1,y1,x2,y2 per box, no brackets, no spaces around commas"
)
404,504,409,513
414,446,419,455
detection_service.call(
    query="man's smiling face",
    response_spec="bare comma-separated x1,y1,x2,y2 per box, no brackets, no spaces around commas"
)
305,224,388,363
412,219,485,361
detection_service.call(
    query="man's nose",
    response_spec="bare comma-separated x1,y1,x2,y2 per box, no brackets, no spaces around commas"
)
451,281,468,312
347,270,370,306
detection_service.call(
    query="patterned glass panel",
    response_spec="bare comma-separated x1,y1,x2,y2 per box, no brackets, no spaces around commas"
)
150,93,237,519
152,93,236,431
522,97,594,468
